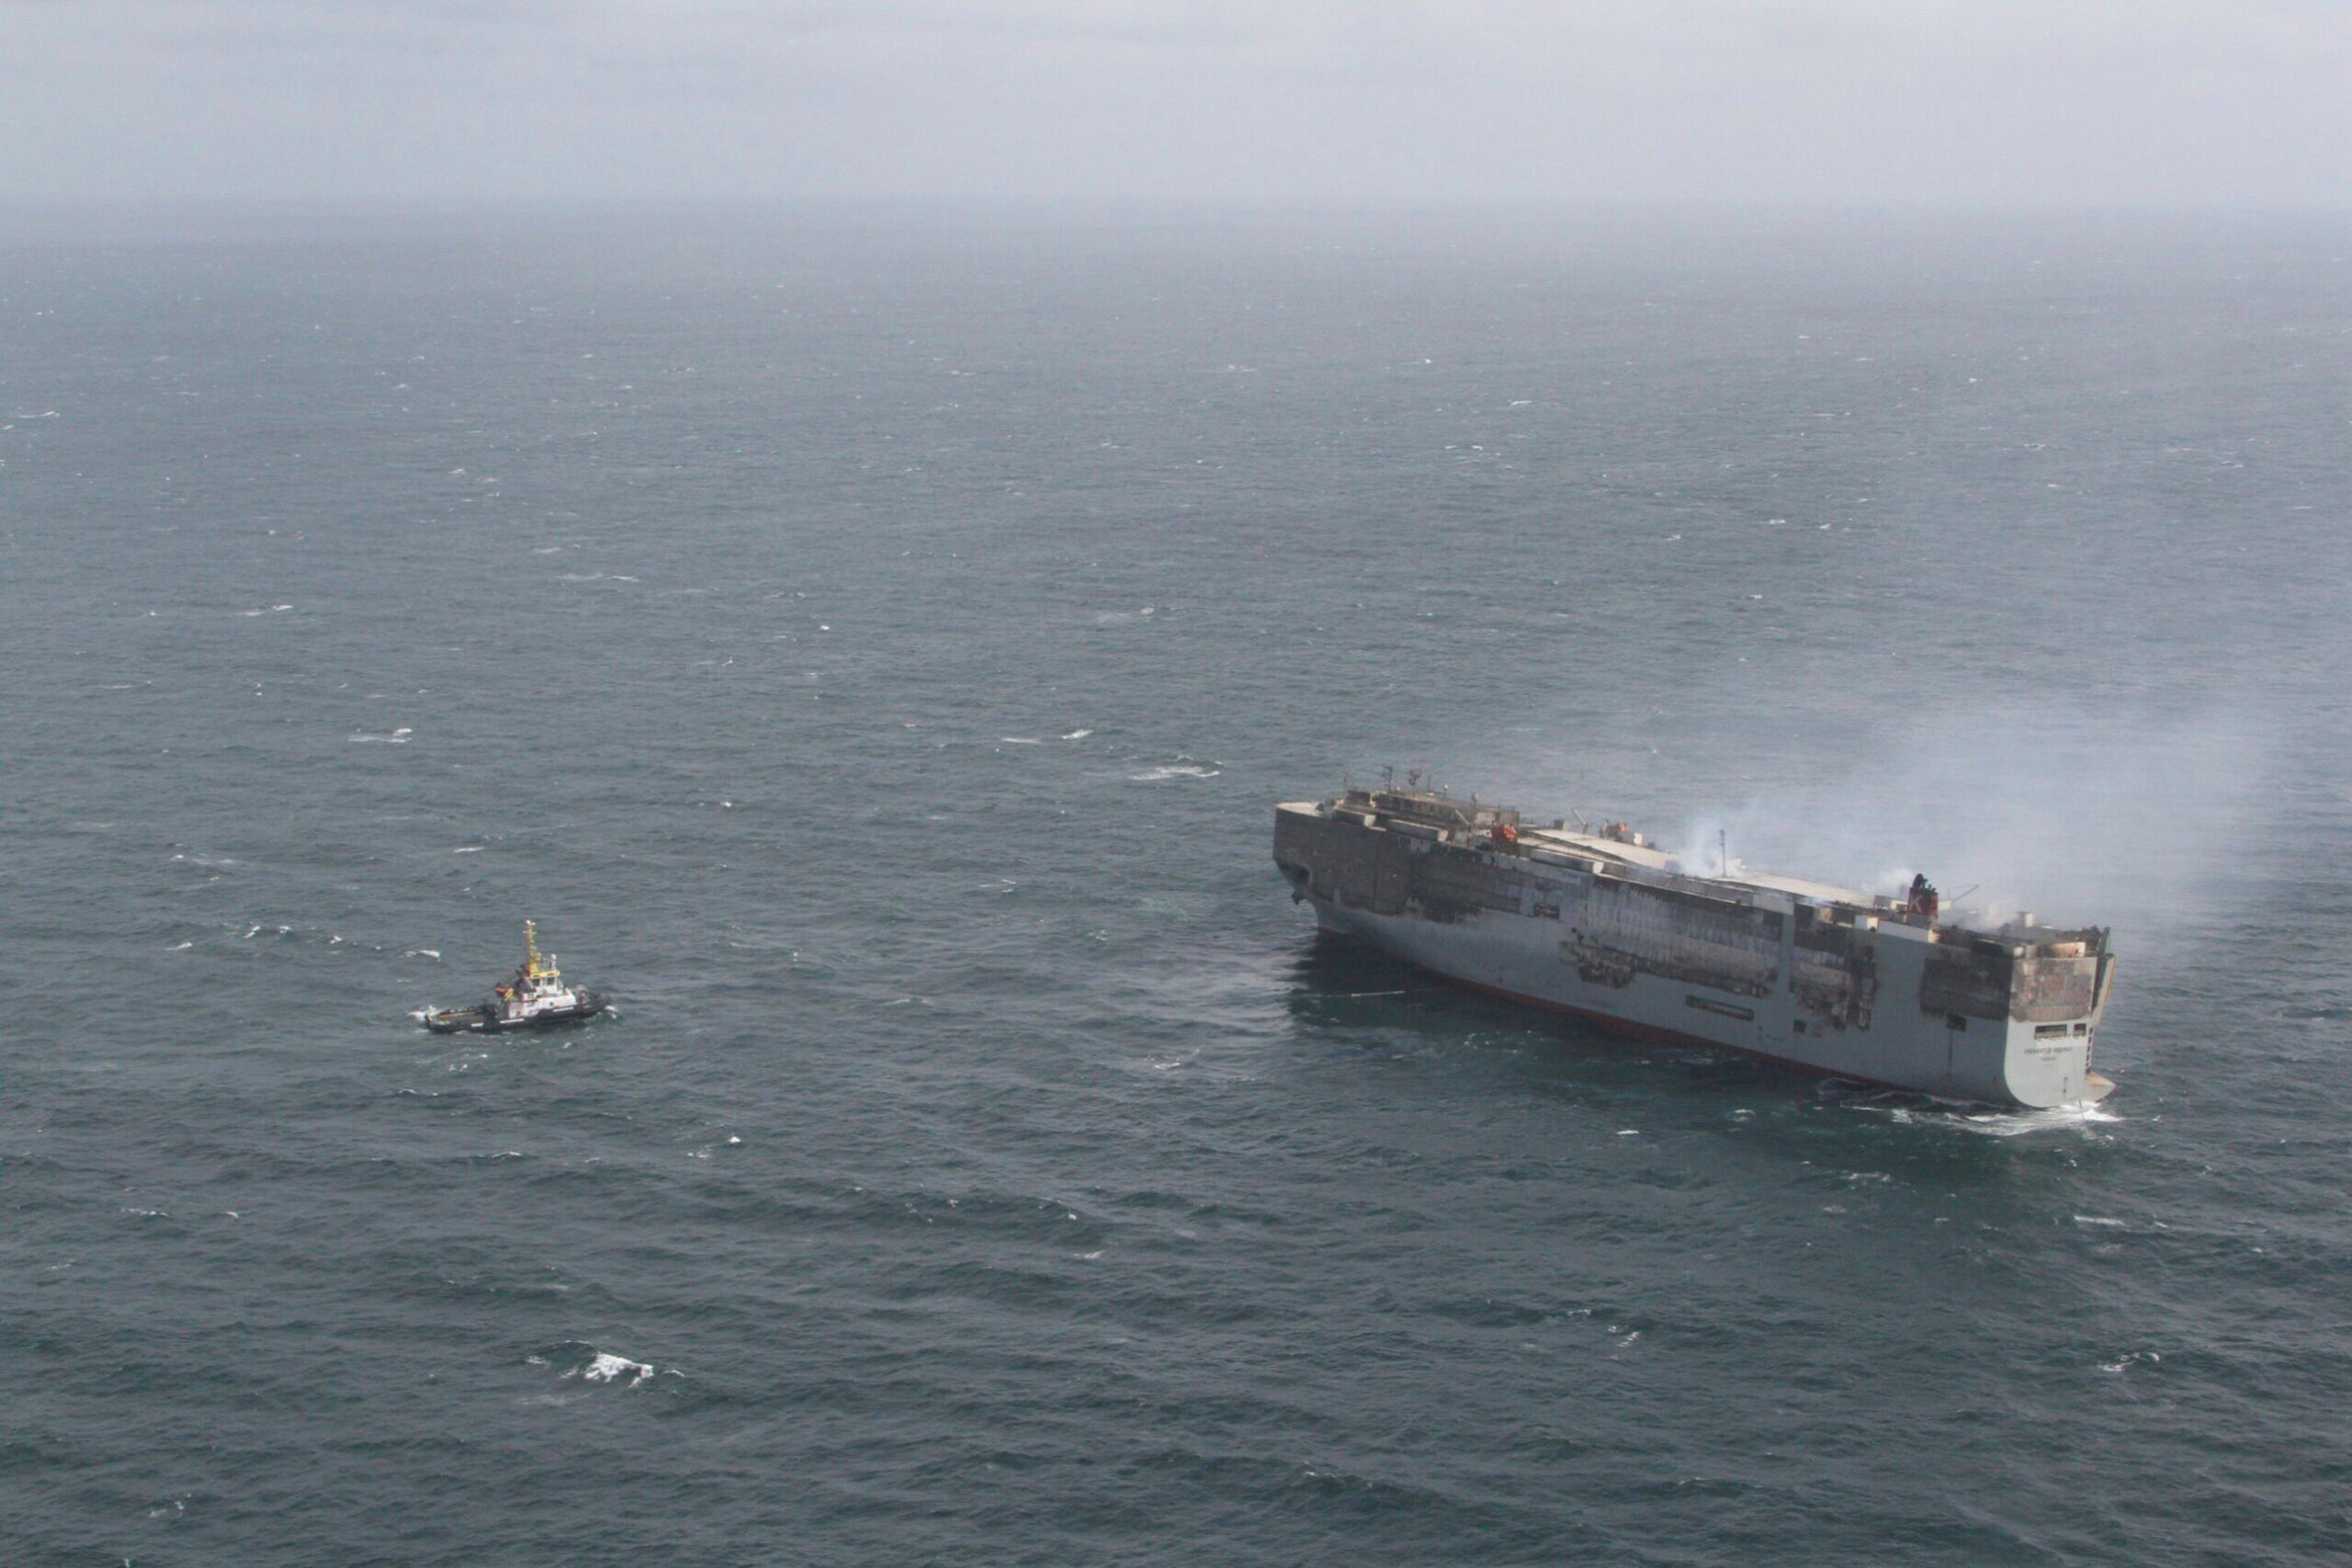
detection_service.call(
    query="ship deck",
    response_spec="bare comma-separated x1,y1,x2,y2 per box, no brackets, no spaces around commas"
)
1518,826,1879,910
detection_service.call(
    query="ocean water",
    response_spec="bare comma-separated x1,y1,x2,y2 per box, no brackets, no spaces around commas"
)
2,208,2347,1564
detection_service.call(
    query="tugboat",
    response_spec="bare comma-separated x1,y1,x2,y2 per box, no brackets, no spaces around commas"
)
421,921,609,1033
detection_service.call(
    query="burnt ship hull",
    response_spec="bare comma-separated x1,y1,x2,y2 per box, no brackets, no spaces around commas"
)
1275,790,2114,1109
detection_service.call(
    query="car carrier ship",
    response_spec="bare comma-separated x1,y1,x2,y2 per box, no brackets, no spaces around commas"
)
1275,780,2115,1108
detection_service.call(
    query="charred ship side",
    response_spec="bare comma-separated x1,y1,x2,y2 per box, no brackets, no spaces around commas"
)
1275,784,2114,1108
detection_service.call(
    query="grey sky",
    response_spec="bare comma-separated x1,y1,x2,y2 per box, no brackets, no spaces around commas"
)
3,1,2347,204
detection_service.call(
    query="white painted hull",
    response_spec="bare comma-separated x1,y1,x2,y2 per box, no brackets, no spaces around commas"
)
1309,895,2101,1107
1277,794,2112,1110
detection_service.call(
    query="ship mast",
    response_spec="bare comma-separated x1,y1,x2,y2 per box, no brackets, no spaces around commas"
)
523,919,554,979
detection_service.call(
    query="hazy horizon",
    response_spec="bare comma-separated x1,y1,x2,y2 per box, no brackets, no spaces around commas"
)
4,1,2346,208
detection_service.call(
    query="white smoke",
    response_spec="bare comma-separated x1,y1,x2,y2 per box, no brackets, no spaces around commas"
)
1659,700,2277,942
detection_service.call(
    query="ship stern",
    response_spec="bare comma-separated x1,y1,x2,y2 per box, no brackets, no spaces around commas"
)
2011,937,2114,1107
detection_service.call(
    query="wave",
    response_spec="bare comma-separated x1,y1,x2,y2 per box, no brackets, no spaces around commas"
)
527,1341,664,1388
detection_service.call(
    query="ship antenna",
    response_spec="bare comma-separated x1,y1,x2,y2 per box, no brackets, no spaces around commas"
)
1719,828,1728,878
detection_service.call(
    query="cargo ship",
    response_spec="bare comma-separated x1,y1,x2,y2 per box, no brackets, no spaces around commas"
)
420,921,608,1034
1275,780,2114,1108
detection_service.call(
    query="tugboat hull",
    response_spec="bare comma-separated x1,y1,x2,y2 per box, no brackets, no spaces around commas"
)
423,995,608,1034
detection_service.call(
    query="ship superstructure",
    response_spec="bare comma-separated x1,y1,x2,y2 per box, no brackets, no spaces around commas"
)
1275,782,2114,1107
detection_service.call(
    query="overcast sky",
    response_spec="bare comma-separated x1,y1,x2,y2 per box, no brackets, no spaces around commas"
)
3,1,2346,206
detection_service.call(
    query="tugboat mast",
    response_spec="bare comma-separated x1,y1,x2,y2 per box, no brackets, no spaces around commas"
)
524,920,555,980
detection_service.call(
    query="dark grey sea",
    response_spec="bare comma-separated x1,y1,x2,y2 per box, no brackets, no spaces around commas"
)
3,207,2347,1564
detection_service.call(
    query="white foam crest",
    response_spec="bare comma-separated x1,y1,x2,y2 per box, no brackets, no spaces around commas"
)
1130,764,1222,782
528,1340,669,1387
1928,1101,2121,1138
350,727,414,744
576,1352,656,1386
1819,1082,2119,1135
